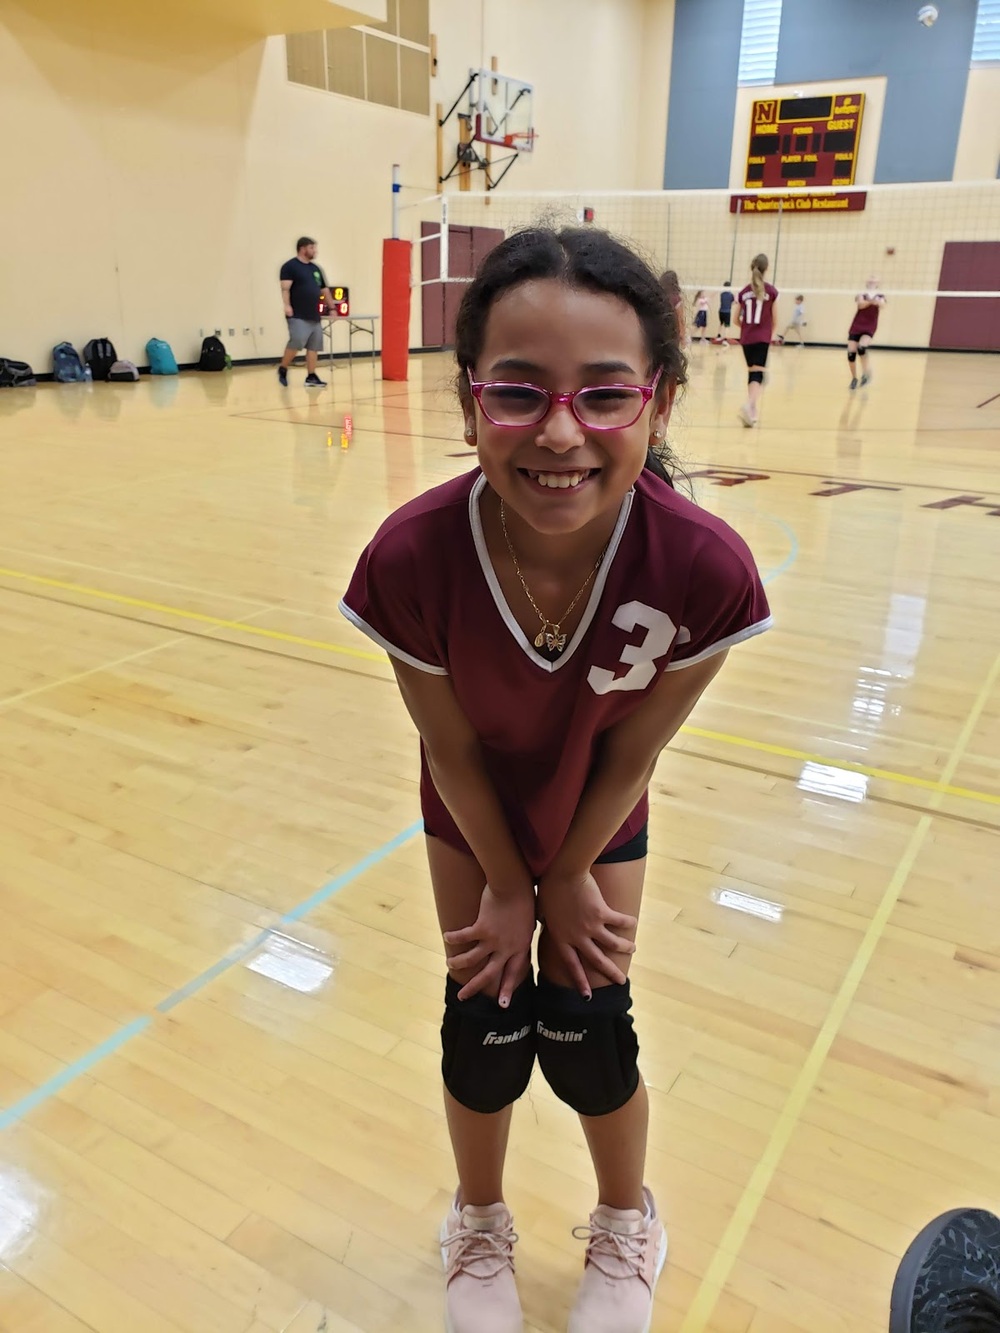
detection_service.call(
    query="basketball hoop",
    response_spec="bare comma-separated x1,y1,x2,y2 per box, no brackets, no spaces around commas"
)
502,129,537,153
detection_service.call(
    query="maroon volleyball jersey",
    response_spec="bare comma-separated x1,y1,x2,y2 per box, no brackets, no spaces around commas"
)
737,282,779,344
341,469,772,876
849,293,885,338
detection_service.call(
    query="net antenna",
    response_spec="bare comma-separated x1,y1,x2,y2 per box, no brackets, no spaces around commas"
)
437,68,535,191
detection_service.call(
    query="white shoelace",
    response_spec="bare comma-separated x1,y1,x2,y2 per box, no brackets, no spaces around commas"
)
443,1220,518,1279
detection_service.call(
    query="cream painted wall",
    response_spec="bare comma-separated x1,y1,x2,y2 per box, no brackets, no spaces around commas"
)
0,0,649,374
953,66,1000,181
637,0,675,189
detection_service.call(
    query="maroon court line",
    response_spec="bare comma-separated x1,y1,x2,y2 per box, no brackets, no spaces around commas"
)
684,460,1000,498
976,391,1000,409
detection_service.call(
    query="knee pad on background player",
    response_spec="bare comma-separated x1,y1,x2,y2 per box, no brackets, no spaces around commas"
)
847,350,857,362
535,975,639,1117
857,345,867,357
441,974,536,1114
748,370,765,385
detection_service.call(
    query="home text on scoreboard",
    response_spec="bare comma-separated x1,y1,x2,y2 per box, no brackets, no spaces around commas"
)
744,93,865,189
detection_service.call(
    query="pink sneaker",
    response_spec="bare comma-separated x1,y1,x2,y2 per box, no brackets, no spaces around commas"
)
440,1195,523,1333
568,1187,668,1333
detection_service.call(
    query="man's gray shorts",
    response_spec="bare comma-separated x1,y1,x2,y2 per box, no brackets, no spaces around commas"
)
286,318,323,352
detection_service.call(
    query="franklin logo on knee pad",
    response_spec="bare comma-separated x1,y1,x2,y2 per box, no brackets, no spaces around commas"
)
442,975,537,1113
482,1025,532,1045
537,1022,586,1043
535,977,640,1116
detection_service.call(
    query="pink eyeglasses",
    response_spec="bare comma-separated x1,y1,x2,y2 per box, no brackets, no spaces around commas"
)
468,368,662,430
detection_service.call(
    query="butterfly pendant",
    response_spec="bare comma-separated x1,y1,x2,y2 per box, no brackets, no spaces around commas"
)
535,627,567,653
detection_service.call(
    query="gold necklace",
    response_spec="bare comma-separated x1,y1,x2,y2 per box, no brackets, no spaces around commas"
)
499,500,606,654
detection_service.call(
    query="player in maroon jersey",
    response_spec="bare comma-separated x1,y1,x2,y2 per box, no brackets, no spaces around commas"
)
735,253,779,428
847,277,887,389
342,227,771,1333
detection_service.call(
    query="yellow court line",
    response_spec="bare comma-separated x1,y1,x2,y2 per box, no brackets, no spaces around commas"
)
683,725,1000,808
679,646,1000,1332
0,564,997,809
0,565,385,664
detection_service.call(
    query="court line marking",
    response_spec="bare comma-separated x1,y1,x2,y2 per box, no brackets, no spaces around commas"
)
0,566,385,664
0,604,286,711
681,725,1000,809
0,820,423,1131
0,543,273,608
679,646,1000,1331
686,459,1000,497
976,391,1000,409
1,563,996,811
0,639,186,711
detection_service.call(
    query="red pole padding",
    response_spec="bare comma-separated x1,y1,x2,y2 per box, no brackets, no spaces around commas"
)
381,238,412,381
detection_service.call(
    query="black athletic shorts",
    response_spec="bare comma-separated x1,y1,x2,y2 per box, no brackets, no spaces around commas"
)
742,341,769,369
424,820,649,868
594,822,649,864
719,310,731,327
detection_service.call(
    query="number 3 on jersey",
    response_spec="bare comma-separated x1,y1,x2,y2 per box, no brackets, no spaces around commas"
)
588,601,678,695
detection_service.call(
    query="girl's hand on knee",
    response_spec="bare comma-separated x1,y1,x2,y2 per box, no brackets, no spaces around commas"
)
536,872,637,997
444,884,536,1006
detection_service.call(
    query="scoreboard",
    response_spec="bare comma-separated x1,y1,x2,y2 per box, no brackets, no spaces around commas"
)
744,93,865,189
321,285,350,317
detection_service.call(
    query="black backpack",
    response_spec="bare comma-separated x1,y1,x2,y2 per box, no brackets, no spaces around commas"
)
0,359,37,388
83,337,118,381
198,335,227,371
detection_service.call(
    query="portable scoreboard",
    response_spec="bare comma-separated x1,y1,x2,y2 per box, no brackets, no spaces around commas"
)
744,93,865,189
322,285,350,317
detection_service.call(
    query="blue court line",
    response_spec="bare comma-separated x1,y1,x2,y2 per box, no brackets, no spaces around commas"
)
0,523,798,1132
0,820,423,1130
759,513,799,584
0,1016,152,1131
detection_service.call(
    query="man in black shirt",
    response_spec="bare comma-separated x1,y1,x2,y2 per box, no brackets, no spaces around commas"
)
278,237,339,388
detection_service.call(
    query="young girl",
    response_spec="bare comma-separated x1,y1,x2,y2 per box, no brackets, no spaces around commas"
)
847,278,886,389
658,268,687,348
341,228,772,1333
736,253,778,427
693,289,709,342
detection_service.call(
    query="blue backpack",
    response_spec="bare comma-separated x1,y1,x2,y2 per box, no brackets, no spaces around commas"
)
52,342,87,383
146,338,179,375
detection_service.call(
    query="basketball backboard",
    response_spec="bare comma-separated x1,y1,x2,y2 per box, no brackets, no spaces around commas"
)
470,69,535,152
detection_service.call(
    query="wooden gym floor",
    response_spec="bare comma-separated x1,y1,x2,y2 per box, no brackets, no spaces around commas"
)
0,343,997,1333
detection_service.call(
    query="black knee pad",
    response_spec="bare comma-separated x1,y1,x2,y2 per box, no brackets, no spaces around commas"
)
847,350,857,362
535,976,639,1117
748,370,765,385
857,345,867,357
441,974,535,1113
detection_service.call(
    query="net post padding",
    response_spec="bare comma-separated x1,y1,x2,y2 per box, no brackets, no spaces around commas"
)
381,239,411,381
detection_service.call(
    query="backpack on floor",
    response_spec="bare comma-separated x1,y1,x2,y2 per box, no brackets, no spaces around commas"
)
0,358,37,388
198,335,227,372
83,337,118,381
52,342,87,383
108,359,140,382
146,338,178,375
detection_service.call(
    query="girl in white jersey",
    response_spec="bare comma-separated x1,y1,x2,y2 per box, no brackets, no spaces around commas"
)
341,228,771,1333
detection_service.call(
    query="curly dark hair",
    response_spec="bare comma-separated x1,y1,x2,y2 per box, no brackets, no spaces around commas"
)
454,226,686,486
